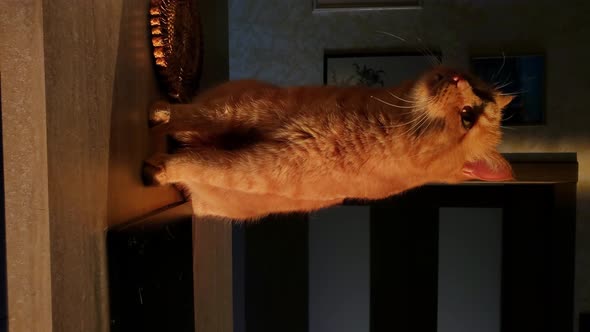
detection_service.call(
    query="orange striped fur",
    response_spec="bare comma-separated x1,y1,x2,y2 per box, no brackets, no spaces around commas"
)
144,66,513,221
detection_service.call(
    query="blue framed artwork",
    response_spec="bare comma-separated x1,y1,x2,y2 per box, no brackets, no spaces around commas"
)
471,55,545,126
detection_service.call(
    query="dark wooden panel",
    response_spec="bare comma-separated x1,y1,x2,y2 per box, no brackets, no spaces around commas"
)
244,214,308,332
500,184,575,332
108,206,194,332
371,204,439,332
505,152,578,183
352,184,507,208
580,312,590,332
547,183,576,332
501,185,553,332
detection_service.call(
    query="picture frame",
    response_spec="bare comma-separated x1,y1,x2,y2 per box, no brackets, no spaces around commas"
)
470,54,546,126
313,0,422,12
324,50,441,88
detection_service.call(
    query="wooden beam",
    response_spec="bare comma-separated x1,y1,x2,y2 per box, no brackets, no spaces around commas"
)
506,152,578,183
193,218,234,332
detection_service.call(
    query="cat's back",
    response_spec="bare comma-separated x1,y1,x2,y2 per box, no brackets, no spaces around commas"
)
194,79,281,104
194,79,371,108
190,80,380,132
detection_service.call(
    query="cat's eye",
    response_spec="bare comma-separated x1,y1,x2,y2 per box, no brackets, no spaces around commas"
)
461,106,476,130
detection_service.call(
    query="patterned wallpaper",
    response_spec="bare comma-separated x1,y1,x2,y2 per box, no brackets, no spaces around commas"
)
228,0,590,325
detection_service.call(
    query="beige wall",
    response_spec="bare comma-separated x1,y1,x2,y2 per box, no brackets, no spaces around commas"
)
0,0,152,330
229,0,590,327
40,0,122,329
1,0,222,328
0,1,53,330
1,0,231,329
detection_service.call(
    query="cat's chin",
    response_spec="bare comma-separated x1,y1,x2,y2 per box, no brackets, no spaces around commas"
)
461,157,513,182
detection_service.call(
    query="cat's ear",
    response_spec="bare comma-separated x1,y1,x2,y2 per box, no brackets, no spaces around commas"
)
462,152,513,181
495,94,514,109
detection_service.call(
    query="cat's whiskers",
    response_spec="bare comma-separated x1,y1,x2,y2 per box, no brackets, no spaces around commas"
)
390,111,431,137
384,111,430,129
371,91,435,110
415,114,435,139
374,94,438,134
498,71,513,90
375,30,407,42
491,52,506,81
500,90,528,96
494,81,513,90
502,112,516,122
415,36,441,66
370,95,421,109
410,112,434,136
387,91,433,104
376,30,441,67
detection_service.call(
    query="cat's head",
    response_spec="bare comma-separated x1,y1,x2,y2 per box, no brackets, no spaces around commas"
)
409,66,514,182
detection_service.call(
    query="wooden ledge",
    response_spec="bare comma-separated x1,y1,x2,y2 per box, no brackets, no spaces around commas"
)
505,152,578,183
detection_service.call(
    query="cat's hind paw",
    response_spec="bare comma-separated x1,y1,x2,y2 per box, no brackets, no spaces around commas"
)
148,101,171,127
142,161,168,186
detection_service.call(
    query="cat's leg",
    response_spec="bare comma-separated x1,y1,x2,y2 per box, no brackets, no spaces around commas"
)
188,182,343,220
148,101,230,136
142,145,342,200
143,148,275,189
149,93,280,132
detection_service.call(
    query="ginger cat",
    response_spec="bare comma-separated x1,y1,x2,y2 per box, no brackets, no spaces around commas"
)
143,66,513,221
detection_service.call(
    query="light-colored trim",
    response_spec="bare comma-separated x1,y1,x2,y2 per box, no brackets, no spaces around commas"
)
193,217,234,332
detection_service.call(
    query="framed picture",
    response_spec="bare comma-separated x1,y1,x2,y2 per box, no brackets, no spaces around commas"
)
471,54,545,126
313,0,421,12
324,50,440,87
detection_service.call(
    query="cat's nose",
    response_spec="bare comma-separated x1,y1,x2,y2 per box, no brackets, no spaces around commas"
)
452,75,462,83
456,79,469,91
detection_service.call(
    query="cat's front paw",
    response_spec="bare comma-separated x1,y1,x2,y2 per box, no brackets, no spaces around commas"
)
142,159,169,186
148,100,171,127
